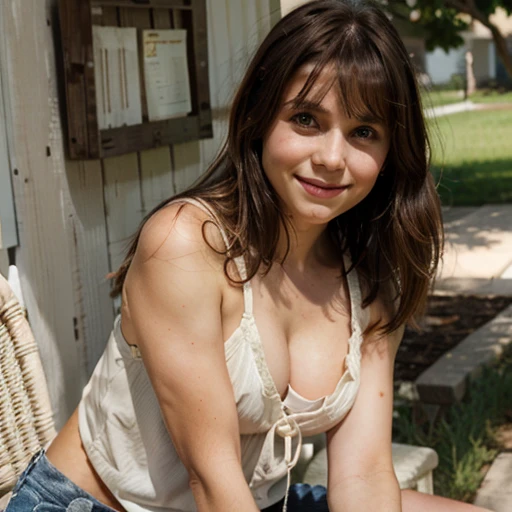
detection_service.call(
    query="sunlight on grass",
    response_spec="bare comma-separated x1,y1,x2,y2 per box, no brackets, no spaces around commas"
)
429,109,512,206
422,89,465,108
470,90,512,104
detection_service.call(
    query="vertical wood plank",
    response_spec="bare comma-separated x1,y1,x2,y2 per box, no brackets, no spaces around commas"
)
172,141,202,193
255,0,273,44
98,6,118,25
103,153,143,273
0,52,18,250
206,0,231,109
152,8,173,29
59,0,99,159
139,147,173,213
0,249,8,278
0,0,84,428
65,159,114,374
119,7,151,120
142,7,175,212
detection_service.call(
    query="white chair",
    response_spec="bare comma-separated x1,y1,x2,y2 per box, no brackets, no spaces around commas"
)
298,439,438,494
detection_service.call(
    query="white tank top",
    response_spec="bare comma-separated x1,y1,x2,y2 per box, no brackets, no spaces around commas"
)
78,198,368,511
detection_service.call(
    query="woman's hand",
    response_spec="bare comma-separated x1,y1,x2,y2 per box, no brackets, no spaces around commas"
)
121,203,259,512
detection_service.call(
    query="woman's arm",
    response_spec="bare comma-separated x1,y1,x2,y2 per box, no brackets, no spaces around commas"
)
122,203,259,512
326,296,405,512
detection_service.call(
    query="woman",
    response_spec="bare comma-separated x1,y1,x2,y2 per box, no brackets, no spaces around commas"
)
7,1,490,511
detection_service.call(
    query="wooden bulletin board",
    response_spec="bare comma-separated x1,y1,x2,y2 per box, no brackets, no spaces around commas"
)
59,0,212,160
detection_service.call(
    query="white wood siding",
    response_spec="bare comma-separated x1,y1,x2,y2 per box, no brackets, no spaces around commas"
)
0,0,87,428
0,54,17,250
1,0,276,427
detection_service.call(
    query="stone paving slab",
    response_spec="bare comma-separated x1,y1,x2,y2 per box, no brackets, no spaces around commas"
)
473,453,512,511
437,205,512,283
415,304,512,405
441,206,479,225
434,277,512,297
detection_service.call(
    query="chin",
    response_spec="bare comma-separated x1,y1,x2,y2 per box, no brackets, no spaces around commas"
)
293,203,342,226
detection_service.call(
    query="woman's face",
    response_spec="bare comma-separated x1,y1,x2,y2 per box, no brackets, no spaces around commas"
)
261,64,390,231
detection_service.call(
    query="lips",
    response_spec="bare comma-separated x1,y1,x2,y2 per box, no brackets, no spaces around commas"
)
295,175,348,199
295,176,346,190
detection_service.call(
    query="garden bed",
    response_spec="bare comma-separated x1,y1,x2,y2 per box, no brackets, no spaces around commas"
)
395,294,512,385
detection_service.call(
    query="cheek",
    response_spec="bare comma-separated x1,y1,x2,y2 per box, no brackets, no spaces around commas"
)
262,135,291,176
262,125,310,174
350,146,389,182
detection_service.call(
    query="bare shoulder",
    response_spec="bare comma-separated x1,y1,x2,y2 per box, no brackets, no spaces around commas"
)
133,201,228,272
121,201,230,342
364,279,405,352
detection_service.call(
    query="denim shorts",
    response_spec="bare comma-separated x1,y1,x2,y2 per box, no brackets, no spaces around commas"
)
6,450,328,511
262,484,328,511
5,450,118,511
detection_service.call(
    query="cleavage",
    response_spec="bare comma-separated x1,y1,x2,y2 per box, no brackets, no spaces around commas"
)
251,265,352,401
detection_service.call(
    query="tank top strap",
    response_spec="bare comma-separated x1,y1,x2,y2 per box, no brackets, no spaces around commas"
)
342,253,369,338
173,198,253,316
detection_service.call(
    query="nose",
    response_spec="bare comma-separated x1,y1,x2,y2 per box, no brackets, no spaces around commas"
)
311,130,346,172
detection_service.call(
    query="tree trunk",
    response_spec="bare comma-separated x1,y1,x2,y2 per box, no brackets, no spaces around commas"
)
489,25,512,82
445,0,512,82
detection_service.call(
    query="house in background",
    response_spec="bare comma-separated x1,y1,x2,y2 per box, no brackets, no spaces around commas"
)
426,8,512,87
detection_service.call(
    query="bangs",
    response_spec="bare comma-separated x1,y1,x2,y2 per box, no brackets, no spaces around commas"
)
292,31,396,126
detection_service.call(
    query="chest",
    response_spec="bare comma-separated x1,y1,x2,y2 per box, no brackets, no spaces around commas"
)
248,265,354,400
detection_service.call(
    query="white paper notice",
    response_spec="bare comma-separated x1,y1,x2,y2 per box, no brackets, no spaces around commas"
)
143,29,192,121
93,26,143,129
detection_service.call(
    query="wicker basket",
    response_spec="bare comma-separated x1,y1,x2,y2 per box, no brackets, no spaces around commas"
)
0,273,56,493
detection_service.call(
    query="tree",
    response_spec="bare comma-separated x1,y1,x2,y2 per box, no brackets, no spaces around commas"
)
386,0,512,81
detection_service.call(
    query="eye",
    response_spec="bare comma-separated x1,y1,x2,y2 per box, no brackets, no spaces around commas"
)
291,112,317,129
353,126,375,139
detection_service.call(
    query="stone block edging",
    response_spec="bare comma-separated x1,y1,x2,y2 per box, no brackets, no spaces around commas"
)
415,304,512,405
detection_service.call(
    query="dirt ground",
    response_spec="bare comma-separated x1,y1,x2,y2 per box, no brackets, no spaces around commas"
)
394,294,512,384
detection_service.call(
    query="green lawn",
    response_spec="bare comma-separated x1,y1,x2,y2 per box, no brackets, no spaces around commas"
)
469,90,512,104
422,89,465,108
393,345,512,502
429,109,512,206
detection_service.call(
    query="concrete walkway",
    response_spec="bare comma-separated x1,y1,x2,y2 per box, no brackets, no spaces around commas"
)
434,205,512,510
424,100,476,118
436,204,512,296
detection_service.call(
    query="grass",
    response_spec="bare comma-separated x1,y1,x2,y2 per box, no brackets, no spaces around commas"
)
429,109,512,206
470,90,512,104
422,89,465,108
393,345,512,502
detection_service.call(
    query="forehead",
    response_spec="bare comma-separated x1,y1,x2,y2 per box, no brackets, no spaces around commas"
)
283,62,391,124
283,64,335,101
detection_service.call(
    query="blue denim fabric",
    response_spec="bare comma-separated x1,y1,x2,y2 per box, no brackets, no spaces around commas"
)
5,450,118,511
262,484,329,511
6,451,327,512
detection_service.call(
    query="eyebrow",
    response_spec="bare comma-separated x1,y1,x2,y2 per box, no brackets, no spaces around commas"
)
284,99,329,115
356,113,384,125
284,98,384,125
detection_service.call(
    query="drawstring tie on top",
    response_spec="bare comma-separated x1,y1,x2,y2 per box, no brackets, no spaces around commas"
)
276,415,302,512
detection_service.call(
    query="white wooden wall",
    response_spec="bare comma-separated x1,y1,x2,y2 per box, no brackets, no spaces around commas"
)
0,51,17,253
0,0,87,428
0,0,277,428
103,0,276,303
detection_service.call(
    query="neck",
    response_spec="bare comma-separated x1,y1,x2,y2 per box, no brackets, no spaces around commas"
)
277,221,335,271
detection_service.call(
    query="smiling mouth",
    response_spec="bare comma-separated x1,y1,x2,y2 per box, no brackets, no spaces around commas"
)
294,175,349,199
295,176,347,190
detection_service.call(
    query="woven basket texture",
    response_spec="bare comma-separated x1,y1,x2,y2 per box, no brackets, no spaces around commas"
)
0,274,56,494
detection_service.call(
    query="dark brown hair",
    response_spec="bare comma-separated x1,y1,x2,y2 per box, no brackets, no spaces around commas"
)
111,0,443,334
